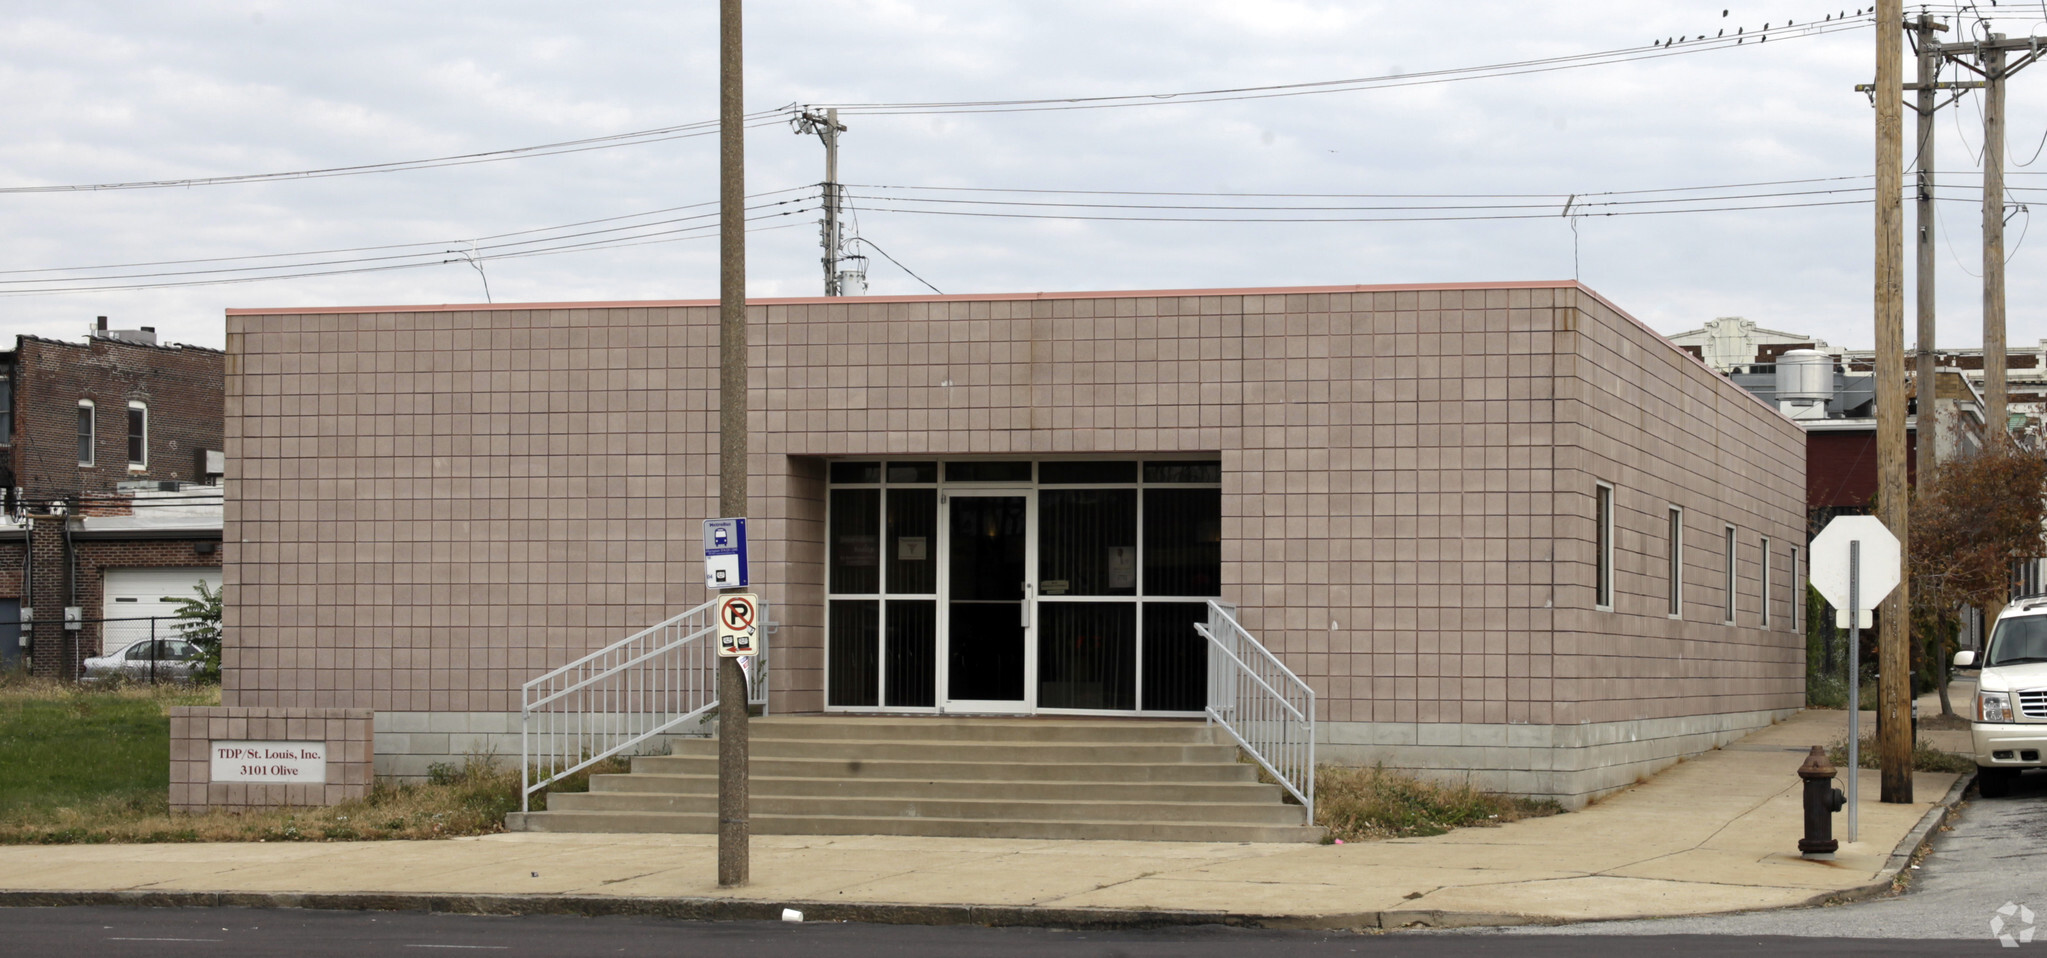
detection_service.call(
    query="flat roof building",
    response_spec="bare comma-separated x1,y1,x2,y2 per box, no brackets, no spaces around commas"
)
220,281,1807,809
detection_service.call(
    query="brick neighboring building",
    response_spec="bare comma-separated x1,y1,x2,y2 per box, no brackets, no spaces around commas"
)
0,320,225,676
3,319,225,498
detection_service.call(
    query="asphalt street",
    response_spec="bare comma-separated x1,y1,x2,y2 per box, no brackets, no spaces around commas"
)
1453,769,2047,944
0,905,2017,958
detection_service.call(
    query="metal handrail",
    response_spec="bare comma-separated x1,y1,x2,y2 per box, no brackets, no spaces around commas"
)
1197,599,1315,819
519,597,771,811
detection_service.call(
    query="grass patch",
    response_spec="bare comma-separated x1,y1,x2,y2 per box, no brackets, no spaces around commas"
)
0,675,216,815
1314,764,1562,842
0,675,632,843
1826,737,1978,775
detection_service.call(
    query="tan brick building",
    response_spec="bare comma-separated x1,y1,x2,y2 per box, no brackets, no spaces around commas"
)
222,281,1807,805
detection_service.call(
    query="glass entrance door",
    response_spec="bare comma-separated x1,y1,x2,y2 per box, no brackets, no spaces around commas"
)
941,492,1033,712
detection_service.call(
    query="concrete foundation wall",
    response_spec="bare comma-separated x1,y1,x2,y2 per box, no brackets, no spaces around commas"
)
1320,707,1802,807
373,710,707,781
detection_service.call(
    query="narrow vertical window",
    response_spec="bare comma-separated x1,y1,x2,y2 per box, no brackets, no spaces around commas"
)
0,369,12,444
127,402,147,469
1724,525,1738,624
76,401,94,466
1759,536,1772,627
1667,507,1684,618
1595,483,1614,611
1790,546,1801,632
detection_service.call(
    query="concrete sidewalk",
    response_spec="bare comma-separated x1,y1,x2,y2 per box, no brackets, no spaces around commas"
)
0,708,1968,930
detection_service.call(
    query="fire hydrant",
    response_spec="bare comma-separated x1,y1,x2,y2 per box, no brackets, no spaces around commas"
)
1798,745,1848,859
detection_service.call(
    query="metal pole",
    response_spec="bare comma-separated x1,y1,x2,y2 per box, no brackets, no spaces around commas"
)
1847,539,1861,843
1872,0,1915,805
716,0,751,889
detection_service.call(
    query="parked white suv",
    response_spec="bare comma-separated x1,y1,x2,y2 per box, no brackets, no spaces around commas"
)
1955,596,2047,798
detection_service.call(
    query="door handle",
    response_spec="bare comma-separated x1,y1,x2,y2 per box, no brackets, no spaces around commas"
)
1021,582,1032,628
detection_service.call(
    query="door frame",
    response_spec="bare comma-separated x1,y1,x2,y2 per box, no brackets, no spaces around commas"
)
936,487,1037,714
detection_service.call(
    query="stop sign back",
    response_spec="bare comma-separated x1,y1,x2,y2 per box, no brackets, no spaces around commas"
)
1808,515,1901,622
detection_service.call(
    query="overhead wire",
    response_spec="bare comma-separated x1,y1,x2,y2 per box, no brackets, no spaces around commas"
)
807,14,1874,117
0,186,816,275
0,111,794,194
0,203,818,295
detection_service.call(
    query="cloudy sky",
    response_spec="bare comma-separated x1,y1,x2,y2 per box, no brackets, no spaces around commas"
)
1,1,2042,352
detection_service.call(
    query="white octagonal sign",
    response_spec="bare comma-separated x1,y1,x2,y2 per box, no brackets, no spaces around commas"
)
1808,515,1902,616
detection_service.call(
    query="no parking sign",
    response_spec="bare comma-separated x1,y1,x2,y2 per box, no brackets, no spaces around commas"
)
716,593,759,657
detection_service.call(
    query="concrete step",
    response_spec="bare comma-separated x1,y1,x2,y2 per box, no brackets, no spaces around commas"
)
508,717,1317,843
587,773,1286,805
629,754,1261,783
745,717,1221,744
543,790,1308,826
505,809,1323,844
663,737,1242,765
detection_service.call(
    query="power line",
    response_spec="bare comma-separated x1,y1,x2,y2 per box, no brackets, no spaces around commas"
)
852,237,942,294
0,187,816,275
0,210,816,295
844,197,1872,225
0,111,793,194
808,15,1873,117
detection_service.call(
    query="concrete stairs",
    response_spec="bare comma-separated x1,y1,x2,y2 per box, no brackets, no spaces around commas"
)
505,716,1321,843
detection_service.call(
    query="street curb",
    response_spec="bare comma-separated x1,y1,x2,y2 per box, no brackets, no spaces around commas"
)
1788,767,1975,910
0,888,1374,931
0,775,1976,932
0,886,1554,932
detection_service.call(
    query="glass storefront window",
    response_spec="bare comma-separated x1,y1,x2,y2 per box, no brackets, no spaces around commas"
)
829,488,880,594
1038,489,1137,597
1143,488,1222,597
826,458,1221,714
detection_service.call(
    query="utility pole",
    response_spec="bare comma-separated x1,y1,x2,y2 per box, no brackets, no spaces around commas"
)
795,108,853,296
716,0,751,888
1913,15,1944,475
1983,38,2010,436
1942,31,2044,436
1872,0,1914,805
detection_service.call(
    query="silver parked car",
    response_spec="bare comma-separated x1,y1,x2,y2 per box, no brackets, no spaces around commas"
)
83,638,204,683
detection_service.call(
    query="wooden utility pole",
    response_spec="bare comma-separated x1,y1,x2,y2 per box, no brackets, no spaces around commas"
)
717,0,751,888
1913,15,1942,474
1873,0,1914,805
795,108,850,295
1983,37,2010,435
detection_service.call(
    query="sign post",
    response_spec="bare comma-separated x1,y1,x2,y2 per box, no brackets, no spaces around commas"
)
1808,515,1904,842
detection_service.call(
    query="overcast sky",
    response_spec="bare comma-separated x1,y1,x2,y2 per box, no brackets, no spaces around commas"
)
2,1,2043,353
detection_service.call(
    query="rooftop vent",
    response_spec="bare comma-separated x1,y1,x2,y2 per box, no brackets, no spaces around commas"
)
90,316,157,347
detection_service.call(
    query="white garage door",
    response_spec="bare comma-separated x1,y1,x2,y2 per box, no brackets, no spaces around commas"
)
102,567,222,623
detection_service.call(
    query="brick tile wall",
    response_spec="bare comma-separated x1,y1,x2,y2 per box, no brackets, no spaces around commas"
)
224,284,1807,727
168,706,373,811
